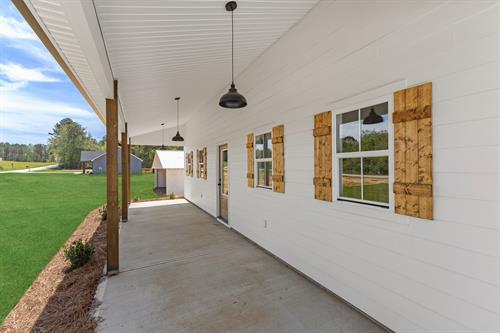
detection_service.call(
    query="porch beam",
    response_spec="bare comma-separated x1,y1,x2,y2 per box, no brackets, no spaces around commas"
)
128,138,131,204
106,80,119,275
121,123,129,222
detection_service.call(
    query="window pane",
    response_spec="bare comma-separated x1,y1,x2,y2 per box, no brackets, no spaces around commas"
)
266,161,273,187
340,158,361,199
336,110,359,153
362,156,388,204
265,132,272,158
361,102,388,151
257,162,266,187
255,134,264,159
222,150,228,195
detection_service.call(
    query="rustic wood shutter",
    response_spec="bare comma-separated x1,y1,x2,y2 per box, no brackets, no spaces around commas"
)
196,149,200,178
393,82,433,220
313,111,332,201
272,125,285,193
246,133,254,187
203,147,207,179
185,153,188,176
189,152,194,177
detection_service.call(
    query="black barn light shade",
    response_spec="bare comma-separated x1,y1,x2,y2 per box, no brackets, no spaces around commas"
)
172,97,184,142
219,1,247,109
363,108,383,125
161,122,165,149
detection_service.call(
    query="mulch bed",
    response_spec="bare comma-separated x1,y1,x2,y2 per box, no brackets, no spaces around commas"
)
0,208,107,333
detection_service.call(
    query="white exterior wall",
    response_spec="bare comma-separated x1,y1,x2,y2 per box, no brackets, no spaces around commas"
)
166,169,184,196
183,1,500,332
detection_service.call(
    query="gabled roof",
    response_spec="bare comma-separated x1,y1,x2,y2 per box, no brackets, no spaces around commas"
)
80,147,143,163
81,151,104,162
152,150,185,169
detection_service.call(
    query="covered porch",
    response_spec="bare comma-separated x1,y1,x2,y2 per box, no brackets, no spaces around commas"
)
95,200,384,332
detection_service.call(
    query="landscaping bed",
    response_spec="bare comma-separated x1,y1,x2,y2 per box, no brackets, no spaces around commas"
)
0,208,106,333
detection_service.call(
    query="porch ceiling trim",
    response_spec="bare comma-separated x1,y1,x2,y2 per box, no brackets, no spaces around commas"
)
12,0,106,124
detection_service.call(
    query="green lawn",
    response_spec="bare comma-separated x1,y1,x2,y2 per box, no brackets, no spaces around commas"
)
0,173,161,323
0,161,54,171
342,183,389,204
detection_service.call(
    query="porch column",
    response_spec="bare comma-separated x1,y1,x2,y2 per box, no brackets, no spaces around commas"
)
106,79,119,275
128,138,131,204
121,123,129,222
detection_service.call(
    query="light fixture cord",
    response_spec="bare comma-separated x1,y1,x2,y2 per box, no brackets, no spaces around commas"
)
231,9,234,84
176,99,179,131
162,124,164,146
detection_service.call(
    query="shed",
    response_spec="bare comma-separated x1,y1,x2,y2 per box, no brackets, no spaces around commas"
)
80,147,142,174
151,150,184,196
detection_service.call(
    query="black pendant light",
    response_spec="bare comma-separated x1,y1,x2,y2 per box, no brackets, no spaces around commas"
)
219,1,247,109
172,97,184,142
363,108,383,125
161,122,165,149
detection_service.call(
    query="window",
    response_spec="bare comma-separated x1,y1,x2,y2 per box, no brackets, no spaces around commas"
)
255,132,272,188
198,149,204,177
336,102,389,207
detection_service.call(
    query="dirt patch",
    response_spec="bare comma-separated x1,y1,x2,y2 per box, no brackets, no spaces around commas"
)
0,208,106,333
342,175,388,186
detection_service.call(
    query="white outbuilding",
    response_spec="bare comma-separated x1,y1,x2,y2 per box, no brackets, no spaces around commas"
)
151,150,185,196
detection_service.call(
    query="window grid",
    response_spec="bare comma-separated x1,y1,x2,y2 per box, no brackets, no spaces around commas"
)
336,103,389,208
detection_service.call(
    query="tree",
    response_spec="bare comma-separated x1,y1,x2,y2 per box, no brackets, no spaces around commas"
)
48,118,97,168
131,145,183,168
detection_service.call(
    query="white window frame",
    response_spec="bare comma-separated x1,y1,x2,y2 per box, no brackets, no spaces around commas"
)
254,131,273,189
333,96,394,210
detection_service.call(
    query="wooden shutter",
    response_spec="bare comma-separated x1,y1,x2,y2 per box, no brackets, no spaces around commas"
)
272,125,285,193
246,133,254,187
196,149,200,178
393,82,433,220
314,111,332,201
189,152,194,177
185,153,188,176
203,147,207,179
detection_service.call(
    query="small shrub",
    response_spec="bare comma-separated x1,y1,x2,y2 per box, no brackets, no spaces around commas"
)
168,192,175,200
64,239,95,271
99,205,107,221
133,196,140,202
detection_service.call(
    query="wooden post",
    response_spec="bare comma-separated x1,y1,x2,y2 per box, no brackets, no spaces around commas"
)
106,80,119,275
121,124,129,222
128,138,131,204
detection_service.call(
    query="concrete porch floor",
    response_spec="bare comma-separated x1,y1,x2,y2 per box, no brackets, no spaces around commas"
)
96,200,386,333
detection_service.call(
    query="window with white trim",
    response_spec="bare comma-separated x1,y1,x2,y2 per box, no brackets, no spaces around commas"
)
255,132,272,188
336,102,389,207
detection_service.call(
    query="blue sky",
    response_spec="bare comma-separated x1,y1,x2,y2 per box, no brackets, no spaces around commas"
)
0,2,104,144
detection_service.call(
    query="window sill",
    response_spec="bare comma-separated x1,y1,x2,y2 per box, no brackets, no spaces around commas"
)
336,197,389,210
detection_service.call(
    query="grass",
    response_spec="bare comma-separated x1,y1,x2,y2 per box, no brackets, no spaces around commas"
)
0,173,161,323
0,161,54,171
342,183,389,204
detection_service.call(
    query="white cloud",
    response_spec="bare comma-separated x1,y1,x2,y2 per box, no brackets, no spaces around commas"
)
0,63,59,83
0,16,36,40
0,90,103,143
0,79,27,91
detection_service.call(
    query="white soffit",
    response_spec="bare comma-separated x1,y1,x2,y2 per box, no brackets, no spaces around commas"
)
23,0,319,137
92,0,319,137
26,0,114,123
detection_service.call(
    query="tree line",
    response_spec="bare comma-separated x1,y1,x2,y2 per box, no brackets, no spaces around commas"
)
2,118,182,169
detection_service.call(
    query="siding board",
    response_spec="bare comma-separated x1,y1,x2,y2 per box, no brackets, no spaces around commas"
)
183,2,499,331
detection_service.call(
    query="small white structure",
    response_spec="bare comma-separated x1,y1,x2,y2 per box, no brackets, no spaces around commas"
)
151,150,185,196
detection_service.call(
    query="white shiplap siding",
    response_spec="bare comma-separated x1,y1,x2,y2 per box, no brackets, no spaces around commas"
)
184,1,499,332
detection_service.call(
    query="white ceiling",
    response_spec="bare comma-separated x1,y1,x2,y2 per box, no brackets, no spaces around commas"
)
24,0,319,138
92,0,320,137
